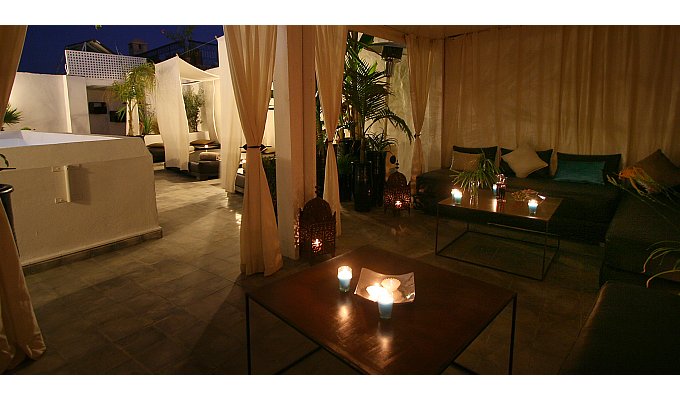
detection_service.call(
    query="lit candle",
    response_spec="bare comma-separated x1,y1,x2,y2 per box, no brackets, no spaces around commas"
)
311,238,322,253
395,200,402,208
337,266,352,292
378,291,394,319
528,199,538,215
492,184,497,196
452,189,462,204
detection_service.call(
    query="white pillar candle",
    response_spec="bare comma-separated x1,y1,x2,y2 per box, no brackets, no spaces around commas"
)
452,189,462,204
528,199,538,215
337,266,352,292
378,291,394,319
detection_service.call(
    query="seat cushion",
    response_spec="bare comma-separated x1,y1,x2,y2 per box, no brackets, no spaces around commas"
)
507,176,621,224
560,281,680,374
604,192,679,274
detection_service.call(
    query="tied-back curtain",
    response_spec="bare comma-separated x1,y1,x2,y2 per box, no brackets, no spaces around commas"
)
224,25,283,276
443,26,680,167
315,25,347,236
405,34,434,192
0,26,27,125
0,25,45,373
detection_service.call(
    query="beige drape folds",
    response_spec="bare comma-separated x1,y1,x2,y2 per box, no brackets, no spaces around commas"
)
0,206,46,372
405,34,434,192
443,26,680,167
0,26,27,124
224,25,282,276
0,25,45,373
315,25,346,236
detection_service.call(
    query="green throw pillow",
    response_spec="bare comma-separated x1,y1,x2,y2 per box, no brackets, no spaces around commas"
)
554,160,606,185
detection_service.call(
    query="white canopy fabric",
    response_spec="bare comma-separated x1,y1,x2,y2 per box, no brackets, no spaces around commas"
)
405,34,434,193
224,25,283,276
216,36,246,193
315,25,347,236
155,56,218,171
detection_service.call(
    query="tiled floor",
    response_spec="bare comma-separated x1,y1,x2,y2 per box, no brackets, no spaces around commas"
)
10,169,602,374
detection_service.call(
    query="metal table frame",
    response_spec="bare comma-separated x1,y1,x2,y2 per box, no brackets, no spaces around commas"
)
435,200,561,281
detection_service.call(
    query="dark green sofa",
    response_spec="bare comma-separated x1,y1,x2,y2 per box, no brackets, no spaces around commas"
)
414,167,621,243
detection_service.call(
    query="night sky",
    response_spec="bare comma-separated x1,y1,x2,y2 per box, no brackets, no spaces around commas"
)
19,25,224,74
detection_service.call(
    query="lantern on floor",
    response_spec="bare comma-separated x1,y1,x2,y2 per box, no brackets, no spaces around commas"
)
383,164,411,215
298,188,336,260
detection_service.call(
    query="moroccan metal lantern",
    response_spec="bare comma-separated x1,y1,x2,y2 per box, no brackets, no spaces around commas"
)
383,165,411,215
298,190,336,260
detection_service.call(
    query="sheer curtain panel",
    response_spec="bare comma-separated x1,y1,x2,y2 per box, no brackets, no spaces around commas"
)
0,25,46,373
443,26,680,167
405,34,434,192
224,25,283,276
315,25,347,236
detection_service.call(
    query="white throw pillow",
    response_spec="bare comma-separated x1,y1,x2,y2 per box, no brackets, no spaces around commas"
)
451,151,482,171
501,145,548,178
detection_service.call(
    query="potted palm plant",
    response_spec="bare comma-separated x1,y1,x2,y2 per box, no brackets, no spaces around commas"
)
2,104,22,131
109,62,156,136
340,31,413,211
183,86,205,133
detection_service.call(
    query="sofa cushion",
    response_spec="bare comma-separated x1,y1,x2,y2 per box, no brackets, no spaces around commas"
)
190,139,215,146
556,152,621,184
199,152,220,161
500,145,548,178
451,151,481,171
507,176,620,224
452,145,498,162
604,192,679,274
554,160,606,185
500,148,552,178
634,149,680,188
560,281,680,374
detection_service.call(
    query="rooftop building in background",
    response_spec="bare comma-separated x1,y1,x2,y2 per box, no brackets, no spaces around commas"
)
137,39,218,70
64,39,115,54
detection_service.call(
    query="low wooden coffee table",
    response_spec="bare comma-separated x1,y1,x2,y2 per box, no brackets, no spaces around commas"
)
436,189,562,280
245,245,517,374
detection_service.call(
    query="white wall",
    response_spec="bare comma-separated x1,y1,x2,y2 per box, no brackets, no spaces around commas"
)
9,72,71,132
0,131,161,266
65,76,90,134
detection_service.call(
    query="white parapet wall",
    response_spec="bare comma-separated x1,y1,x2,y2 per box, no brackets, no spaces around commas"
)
0,131,161,267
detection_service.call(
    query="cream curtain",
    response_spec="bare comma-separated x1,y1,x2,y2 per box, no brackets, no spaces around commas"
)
405,34,434,193
0,25,46,373
216,36,245,193
443,26,680,167
315,25,346,236
224,25,282,276
0,26,27,125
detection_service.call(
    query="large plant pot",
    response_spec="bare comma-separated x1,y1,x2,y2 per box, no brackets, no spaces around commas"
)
352,161,373,212
367,151,386,207
0,183,16,243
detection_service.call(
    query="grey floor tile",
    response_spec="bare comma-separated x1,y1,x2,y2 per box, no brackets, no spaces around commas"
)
11,169,604,375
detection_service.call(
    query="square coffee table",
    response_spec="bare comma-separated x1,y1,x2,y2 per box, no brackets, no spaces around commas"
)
436,189,562,280
245,245,517,374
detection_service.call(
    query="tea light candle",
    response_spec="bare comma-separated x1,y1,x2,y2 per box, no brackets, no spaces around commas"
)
528,199,538,215
378,291,394,319
492,184,497,196
311,238,322,253
337,266,352,292
452,189,462,204
395,200,402,208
